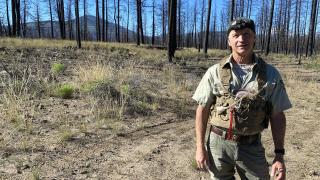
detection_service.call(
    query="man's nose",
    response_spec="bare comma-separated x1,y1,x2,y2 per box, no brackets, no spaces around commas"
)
238,35,245,41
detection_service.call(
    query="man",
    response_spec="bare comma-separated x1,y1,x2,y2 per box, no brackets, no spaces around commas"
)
193,18,292,180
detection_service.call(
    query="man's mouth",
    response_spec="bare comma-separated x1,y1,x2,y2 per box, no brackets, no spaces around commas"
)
237,44,248,48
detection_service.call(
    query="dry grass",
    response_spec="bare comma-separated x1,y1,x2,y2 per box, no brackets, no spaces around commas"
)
2,38,319,179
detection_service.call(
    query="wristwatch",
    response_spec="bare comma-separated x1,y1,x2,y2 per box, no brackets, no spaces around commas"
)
274,149,285,155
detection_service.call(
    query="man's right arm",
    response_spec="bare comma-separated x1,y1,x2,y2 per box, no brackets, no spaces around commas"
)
195,105,210,170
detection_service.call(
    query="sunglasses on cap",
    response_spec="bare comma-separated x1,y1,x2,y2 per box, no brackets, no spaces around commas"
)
227,18,255,35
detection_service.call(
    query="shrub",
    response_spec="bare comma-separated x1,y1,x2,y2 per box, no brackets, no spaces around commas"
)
54,84,74,99
51,63,65,74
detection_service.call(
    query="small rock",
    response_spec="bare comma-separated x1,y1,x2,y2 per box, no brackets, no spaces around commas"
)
310,170,320,176
80,170,88,174
152,149,161,154
41,119,48,123
21,163,30,170
37,104,45,110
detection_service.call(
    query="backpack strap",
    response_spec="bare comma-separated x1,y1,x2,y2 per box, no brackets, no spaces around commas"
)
256,56,267,90
219,56,232,95
255,56,271,128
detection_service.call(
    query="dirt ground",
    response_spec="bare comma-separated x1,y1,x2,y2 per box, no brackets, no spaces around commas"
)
0,44,320,180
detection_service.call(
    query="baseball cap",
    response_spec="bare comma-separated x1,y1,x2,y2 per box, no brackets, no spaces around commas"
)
227,17,256,35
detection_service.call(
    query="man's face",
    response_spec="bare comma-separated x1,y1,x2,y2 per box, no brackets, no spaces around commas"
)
228,28,256,56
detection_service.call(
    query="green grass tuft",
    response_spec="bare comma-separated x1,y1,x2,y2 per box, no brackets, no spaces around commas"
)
51,63,65,74
54,84,74,99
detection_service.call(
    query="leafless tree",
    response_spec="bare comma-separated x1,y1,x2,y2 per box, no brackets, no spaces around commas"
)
82,0,87,40
96,0,101,41
48,0,54,38
102,0,105,41
136,0,144,45
265,0,275,55
56,0,66,39
21,0,28,37
306,0,318,57
151,0,155,45
117,0,120,42
126,0,129,42
6,0,12,36
204,0,212,54
167,0,177,63
230,0,235,22
67,0,73,39
35,1,41,38
11,0,21,37
75,0,81,48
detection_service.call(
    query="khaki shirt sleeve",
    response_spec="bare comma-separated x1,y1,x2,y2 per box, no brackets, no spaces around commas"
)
269,70,292,113
192,66,217,108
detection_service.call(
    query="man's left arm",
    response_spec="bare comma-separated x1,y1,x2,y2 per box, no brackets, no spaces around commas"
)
270,111,286,180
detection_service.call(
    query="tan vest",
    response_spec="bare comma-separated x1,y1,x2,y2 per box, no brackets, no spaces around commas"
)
209,56,272,135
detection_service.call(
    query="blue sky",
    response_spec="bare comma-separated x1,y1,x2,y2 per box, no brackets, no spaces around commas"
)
0,0,318,36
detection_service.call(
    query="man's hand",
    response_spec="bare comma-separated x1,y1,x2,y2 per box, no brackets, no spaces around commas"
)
195,105,210,171
271,155,286,180
270,112,286,179
196,147,209,171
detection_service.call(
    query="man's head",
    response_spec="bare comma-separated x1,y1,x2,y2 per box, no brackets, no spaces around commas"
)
227,18,256,35
227,18,256,57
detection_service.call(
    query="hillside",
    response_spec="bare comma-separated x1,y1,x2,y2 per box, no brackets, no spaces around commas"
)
21,15,136,41
0,38,319,179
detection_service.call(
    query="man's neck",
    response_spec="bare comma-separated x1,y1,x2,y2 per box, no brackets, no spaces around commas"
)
232,53,253,64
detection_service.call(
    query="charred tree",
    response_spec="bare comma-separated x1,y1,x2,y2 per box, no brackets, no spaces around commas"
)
11,0,21,37
265,0,275,56
75,0,81,48
36,2,41,38
203,0,212,54
136,0,144,45
83,0,88,40
22,0,27,37
152,0,155,45
230,0,235,22
67,0,73,39
306,0,318,57
49,0,54,38
102,0,105,41
126,0,129,42
56,0,66,39
96,0,101,41
167,0,177,63
117,0,120,42
6,0,12,36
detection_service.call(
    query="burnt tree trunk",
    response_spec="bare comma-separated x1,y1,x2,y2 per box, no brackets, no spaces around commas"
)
203,0,212,54
6,0,12,36
306,0,318,57
265,0,275,56
102,0,105,41
75,0,81,48
49,0,54,38
167,0,177,63
96,0,101,41
230,0,235,22
56,0,66,39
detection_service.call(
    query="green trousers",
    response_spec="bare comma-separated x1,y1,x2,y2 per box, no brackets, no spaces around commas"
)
207,131,270,180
